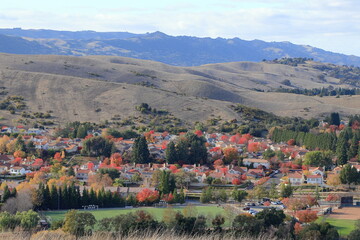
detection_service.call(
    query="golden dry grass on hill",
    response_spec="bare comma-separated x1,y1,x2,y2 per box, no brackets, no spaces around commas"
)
0,53,359,126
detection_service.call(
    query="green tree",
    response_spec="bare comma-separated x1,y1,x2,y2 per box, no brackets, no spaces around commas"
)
263,148,275,160
200,187,213,203
329,112,340,126
280,183,293,198
252,185,268,201
269,182,279,199
255,208,285,228
2,184,11,203
63,210,96,237
98,168,120,180
16,210,40,231
298,222,339,240
304,151,332,168
165,141,177,164
0,212,21,231
340,164,359,188
131,136,150,164
158,170,176,194
81,136,114,157
231,188,248,203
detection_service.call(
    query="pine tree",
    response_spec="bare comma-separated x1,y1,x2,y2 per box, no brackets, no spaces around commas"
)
67,166,75,177
2,185,11,203
81,188,89,206
131,136,150,164
179,188,185,204
336,132,349,165
165,141,177,164
348,135,359,160
10,187,17,198
43,184,50,209
50,185,59,210
89,188,97,205
173,189,180,203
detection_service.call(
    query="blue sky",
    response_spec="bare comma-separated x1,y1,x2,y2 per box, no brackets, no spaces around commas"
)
1,0,359,56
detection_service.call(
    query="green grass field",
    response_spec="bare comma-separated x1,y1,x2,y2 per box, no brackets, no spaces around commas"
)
43,205,226,224
317,217,356,236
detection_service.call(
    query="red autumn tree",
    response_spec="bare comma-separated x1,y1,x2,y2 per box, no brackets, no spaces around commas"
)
305,195,318,207
136,188,159,204
162,193,174,203
232,178,241,185
296,210,318,223
194,130,203,137
287,139,296,146
220,135,229,142
325,193,340,202
294,222,303,234
247,142,261,152
169,165,177,173
213,159,224,167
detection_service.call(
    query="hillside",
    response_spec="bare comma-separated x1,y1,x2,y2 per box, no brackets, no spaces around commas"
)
0,28,360,66
0,54,359,128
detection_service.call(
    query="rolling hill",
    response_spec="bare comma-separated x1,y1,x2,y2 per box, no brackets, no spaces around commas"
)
0,53,359,127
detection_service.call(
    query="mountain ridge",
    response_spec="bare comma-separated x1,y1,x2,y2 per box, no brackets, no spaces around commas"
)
0,28,359,67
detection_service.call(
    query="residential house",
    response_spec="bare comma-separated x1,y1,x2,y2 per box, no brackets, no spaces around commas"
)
76,169,93,181
288,172,304,185
243,159,270,169
246,169,265,178
306,174,324,185
9,166,27,175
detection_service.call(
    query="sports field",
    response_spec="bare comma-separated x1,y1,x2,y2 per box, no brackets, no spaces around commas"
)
317,207,360,236
43,205,226,223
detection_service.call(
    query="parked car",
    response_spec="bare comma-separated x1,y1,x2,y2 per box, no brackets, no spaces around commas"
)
248,209,258,216
245,202,256,206
243,207,250,210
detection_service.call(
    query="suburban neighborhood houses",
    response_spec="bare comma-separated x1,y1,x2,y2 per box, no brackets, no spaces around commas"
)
0,115,360,240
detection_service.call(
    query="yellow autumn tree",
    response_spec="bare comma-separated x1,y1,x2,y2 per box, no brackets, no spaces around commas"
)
0,135,10,153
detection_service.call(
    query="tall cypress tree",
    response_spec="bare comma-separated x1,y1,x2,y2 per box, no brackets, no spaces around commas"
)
89,188,97,205
131,136,150,164
165,141,177,164
348,134,359,160
81,188,89,206
50,185,59,210
2,185,11,203
337,132,349,165
43,184,50,209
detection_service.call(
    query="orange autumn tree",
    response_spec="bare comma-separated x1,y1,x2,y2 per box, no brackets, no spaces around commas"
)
110,153,123,166
14,150,26,158
136,188,159,204
247,142,261,153
54,152,63,162
223,147,238,164
295,210,318,223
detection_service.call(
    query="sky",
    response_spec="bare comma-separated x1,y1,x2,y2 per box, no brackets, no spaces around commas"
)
0,0,359,56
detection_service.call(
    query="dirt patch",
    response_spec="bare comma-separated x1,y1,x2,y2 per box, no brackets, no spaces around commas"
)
330,207,360,220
